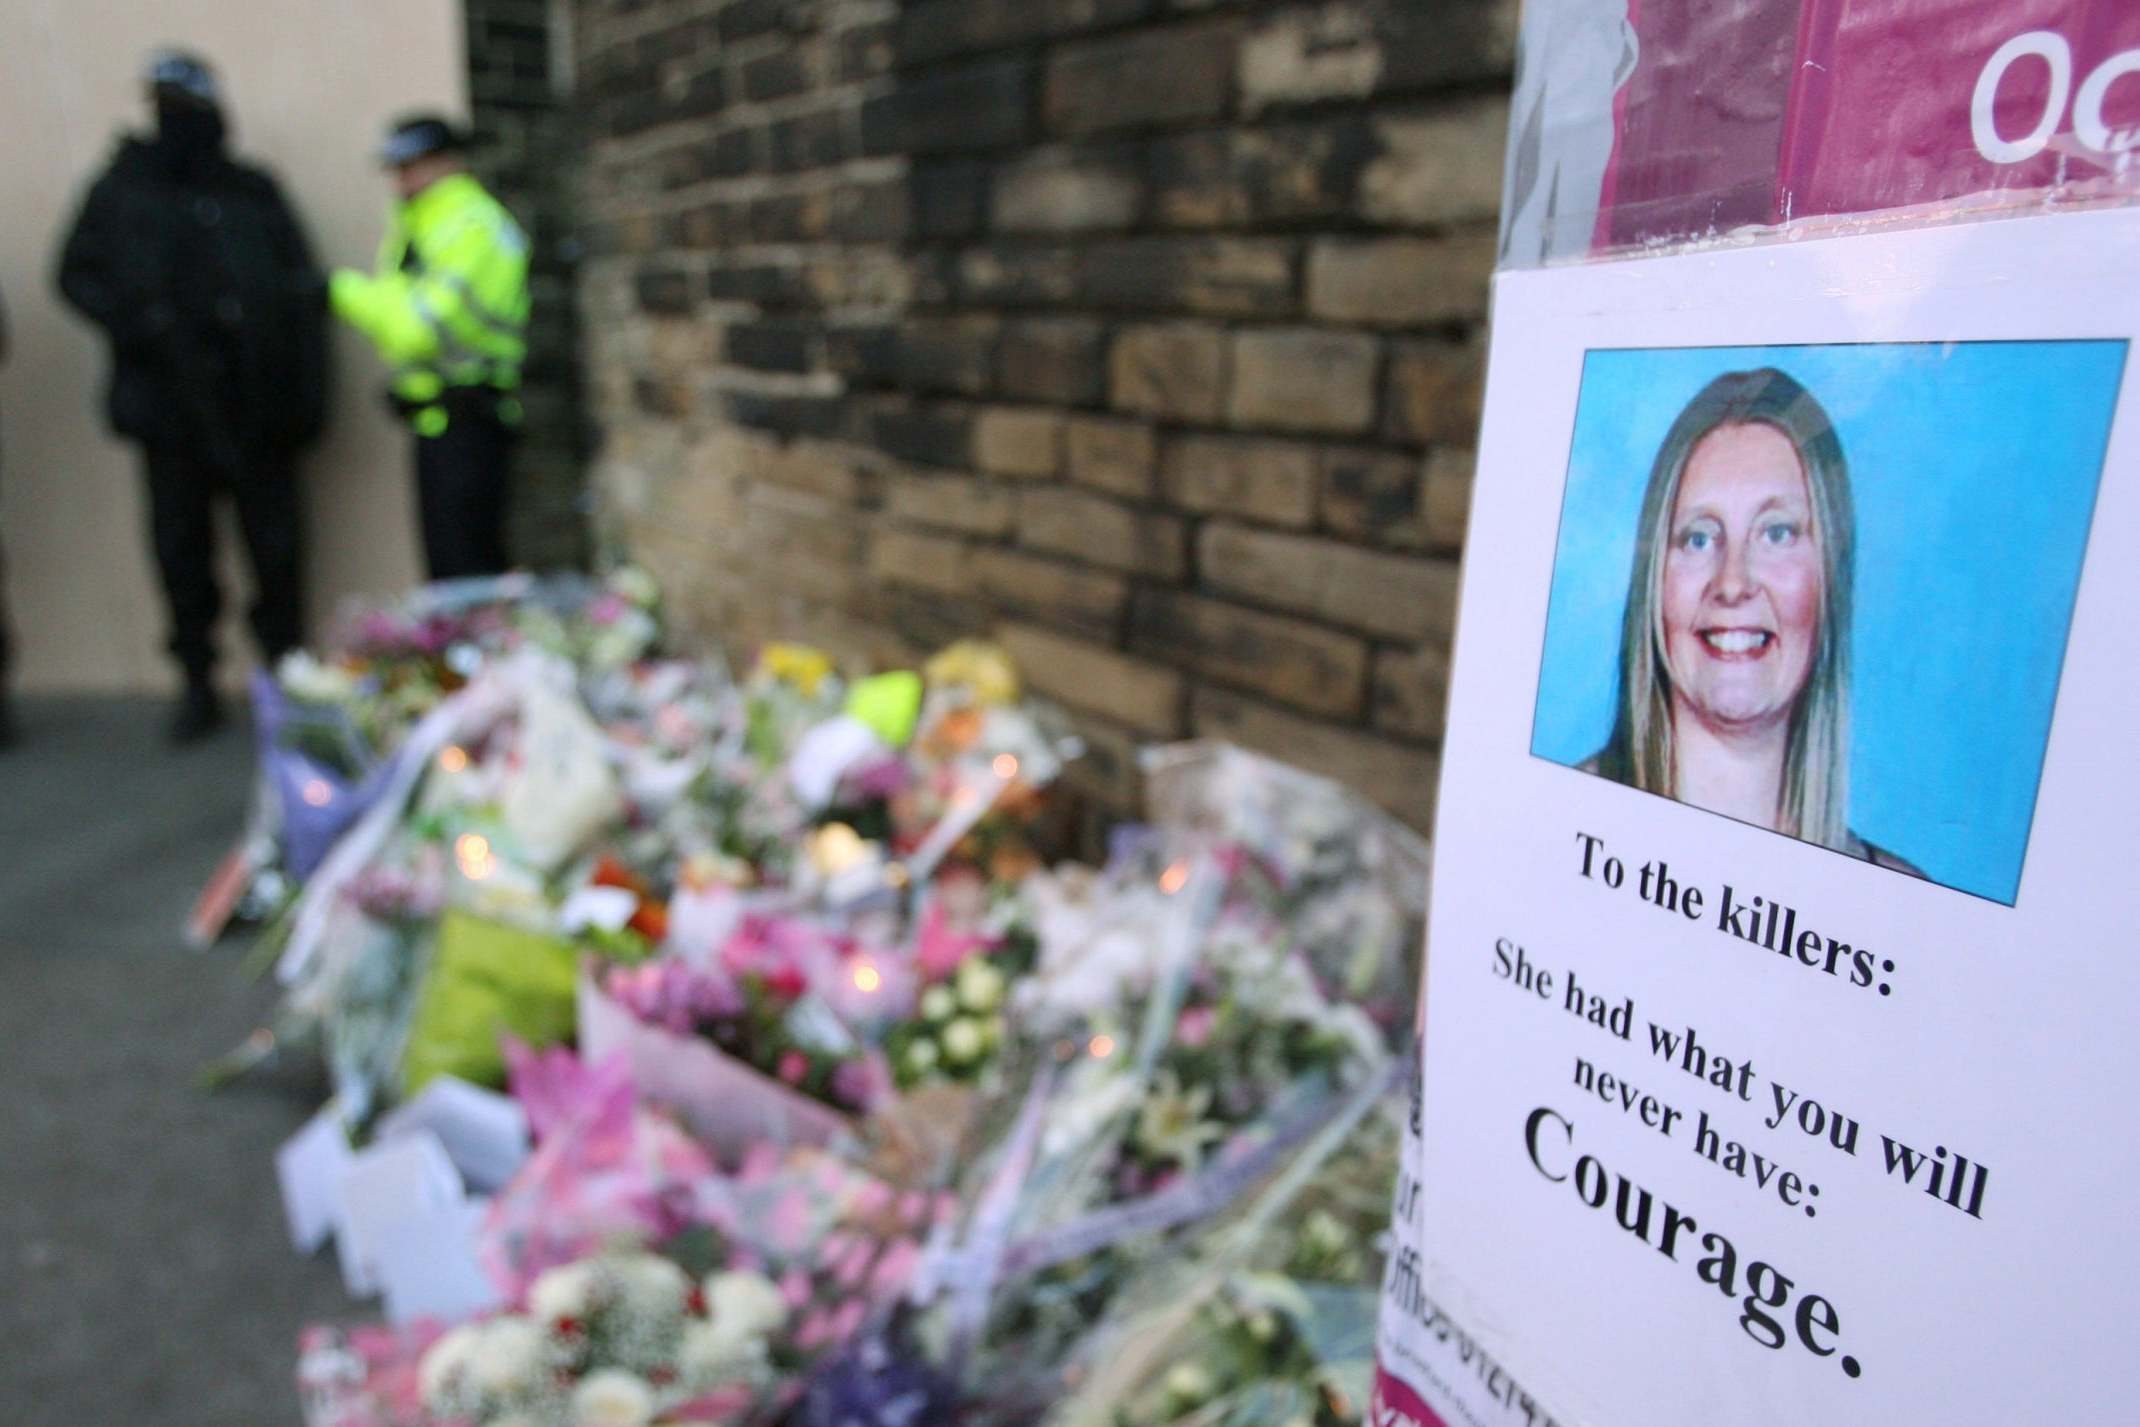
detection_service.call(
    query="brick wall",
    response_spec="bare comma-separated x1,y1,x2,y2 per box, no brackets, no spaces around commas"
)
466,0,592,569
571,0,1512,829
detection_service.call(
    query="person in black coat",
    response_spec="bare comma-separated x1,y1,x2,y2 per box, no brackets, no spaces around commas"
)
57,49,329,741
0,284,16,748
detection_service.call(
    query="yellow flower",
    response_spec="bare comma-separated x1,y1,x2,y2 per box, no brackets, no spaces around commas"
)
924,639,1021,706
757,642,835,696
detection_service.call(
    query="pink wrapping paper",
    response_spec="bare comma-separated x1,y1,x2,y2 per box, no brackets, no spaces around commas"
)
576,973,855,1164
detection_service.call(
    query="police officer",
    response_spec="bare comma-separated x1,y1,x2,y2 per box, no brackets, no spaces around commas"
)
331,114,529,580
57,49,328,742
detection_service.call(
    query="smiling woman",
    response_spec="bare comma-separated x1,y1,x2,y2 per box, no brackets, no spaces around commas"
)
1585,369,1917,873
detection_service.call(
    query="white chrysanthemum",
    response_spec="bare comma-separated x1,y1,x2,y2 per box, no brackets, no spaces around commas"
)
279,650,361,704
469,1316,549,1399
570,1368,656,1427
678,1316,768,1387
416,1322,483,1410
941,1017,985,1065
705,1270,787,1341
530,1259,603,1323
614,1253,692,1323
955,958,1005,1014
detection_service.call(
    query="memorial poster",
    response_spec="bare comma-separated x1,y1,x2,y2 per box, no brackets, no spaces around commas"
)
1381,206,2139,1425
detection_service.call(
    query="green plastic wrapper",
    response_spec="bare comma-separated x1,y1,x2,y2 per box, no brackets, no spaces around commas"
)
398,909,580,1096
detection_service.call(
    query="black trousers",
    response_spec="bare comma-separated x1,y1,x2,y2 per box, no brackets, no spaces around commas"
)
414,396,514,580
143,443,304,677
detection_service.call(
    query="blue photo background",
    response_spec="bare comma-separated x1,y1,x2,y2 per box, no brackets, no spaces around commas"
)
1532,341,2125,904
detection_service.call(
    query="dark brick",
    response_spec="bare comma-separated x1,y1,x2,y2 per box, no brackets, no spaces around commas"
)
635,265,695,315
770,110,849,172
1044,19,1241,136
635,373,694,418
957,245,1080,307
666,67,728,123
726,319,818,373
1373,3,1518,93
1079,236,1295,317
742,49,809,102
832,179,910,242
897,0,1155,67
870,404,975,467
750,191,832,243
705,127,759,180
861,58,1031,156
1147,115,1377,228
675,201,749,249
999,318,1106,405
839,20,896,80
717,0,790,42
1127,590,1367,718
894,317,1000,396
725,391,849,438
1320,445,1427,547
911,161,991,240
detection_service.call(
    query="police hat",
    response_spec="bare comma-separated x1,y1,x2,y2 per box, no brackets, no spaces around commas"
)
378,113,467,168
145,48,219,105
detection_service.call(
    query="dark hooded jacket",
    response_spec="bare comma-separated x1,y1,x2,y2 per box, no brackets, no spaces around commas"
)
57,118,329,461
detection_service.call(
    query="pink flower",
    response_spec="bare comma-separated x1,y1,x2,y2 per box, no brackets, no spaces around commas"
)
780,1268,813,1310
869,1239,921,1299
1175,1006,1217,1049
777,1050,810,1086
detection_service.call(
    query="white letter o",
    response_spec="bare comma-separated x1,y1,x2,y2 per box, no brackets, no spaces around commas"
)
2075,49,2140,155
1973,31,2073,164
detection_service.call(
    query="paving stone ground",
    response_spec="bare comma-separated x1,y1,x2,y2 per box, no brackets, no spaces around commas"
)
0,697,349,1425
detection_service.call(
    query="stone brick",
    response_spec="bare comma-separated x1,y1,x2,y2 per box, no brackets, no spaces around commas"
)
1110,324,1229,423
993,147,1143,234
1128,590,1366,717
838,18,896,79
718,0,791,43
742,49,811,103
887,471,1017,535
957,246,1081,307
1066,417,1158,499
1044,19,1243,136
1238,4,1381,114
754,439,868,503
895,317,1001,397
1019,487,1186,578
1056,708,1149,812
870,404,974,468
911,161,991,240
897,0,1155,68
725,318,817,373
1080,237,1296,318
972,407,1065,478
998,623,1184,735
1147,116,1377,228
635,265,696,315
723,391,848,438
1424,447,1475,549
870,526,973,598
749,190,834,244
769,109,849,172
1372,642,1451,743
1229,329,1377,434
1361,102,1510,227
1319,445,1426,547
862,58,1031,156
1192,686,1437,827
1161,434,1317,528
706,262,810,307
1306,235,1496,328
999,319,1107,405
970,548,1130,640
1198,523,1456,642
832,179,911,243
1372,0,1519,92
1384,341,1483,446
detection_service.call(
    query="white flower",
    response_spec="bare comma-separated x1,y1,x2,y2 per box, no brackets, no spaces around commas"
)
609,565,660,608
1042,1067,1140,1157
904,1038,941,1076
571,1368,656,1427
1135,1071,1226,1169
416,1323,483,1410
919,985,957,1023
530,1260,602,1323
955,958,1005,1014
470,1316,549,1399
679,1317,767,1388
705,1270,787,1341
279,650,360,704
1163,1362,1215,1406
941,1017,985,1065
614,1253,691,1323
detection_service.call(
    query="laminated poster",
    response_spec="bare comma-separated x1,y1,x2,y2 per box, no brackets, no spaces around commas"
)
1376,205,2139,1426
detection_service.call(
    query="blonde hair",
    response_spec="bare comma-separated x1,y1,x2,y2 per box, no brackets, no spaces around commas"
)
1596,368,1855,849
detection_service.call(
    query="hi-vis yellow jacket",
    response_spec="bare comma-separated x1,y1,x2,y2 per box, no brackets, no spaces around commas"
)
329,172,529,437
